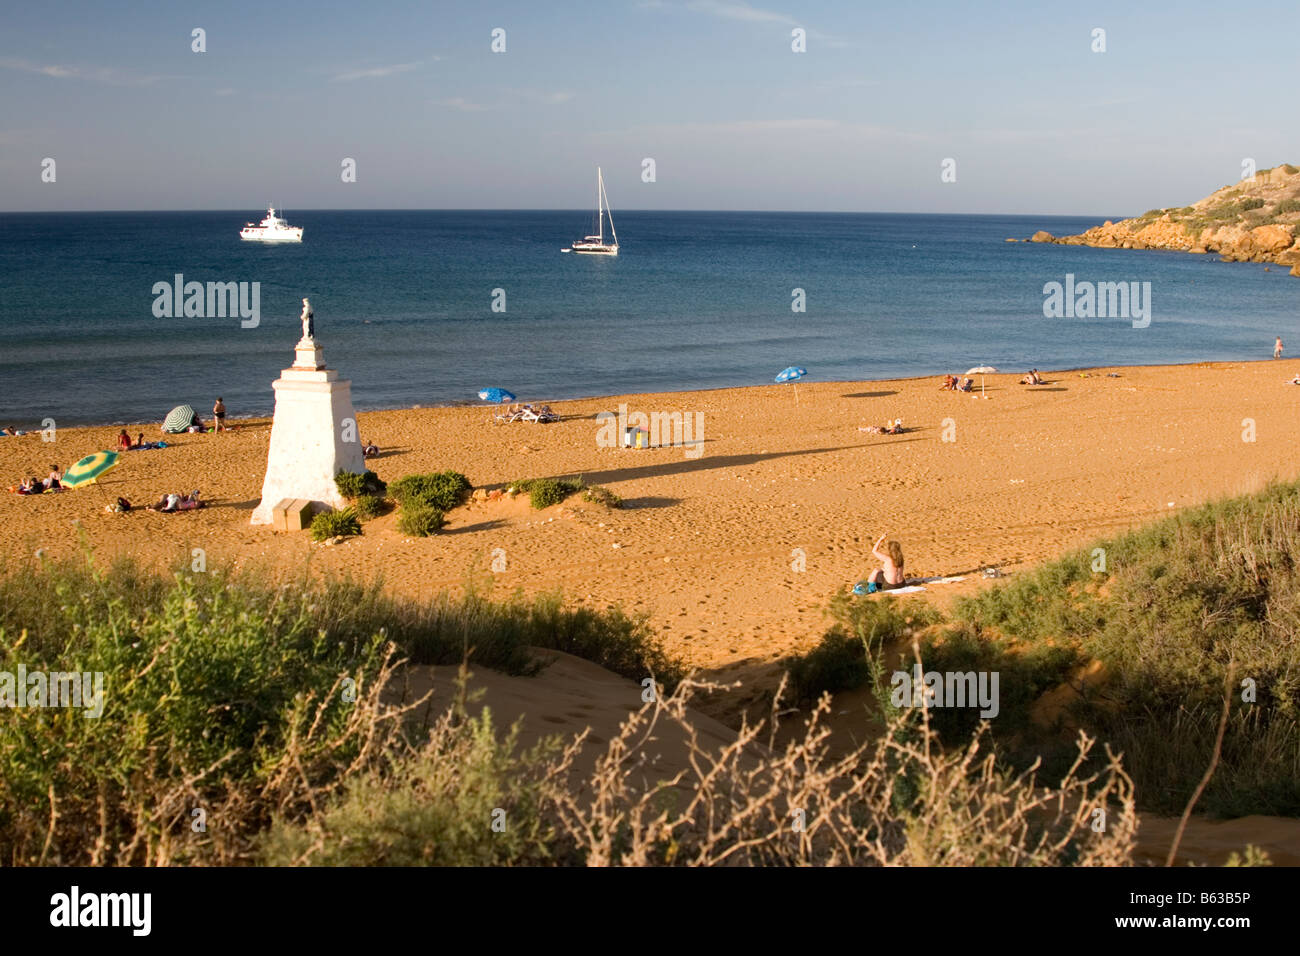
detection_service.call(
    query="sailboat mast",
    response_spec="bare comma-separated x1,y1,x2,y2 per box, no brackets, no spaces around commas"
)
597,167,604,244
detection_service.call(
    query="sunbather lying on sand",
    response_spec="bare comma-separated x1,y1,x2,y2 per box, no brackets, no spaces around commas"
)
860,418,906,435
148,490,203,513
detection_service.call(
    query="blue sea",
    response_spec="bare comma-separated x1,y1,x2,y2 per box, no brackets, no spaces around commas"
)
1,210,1296,426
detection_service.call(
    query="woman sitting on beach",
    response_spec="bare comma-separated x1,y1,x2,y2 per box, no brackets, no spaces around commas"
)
940,375,957,390
958,377,974,392
43,465,62,491
864,534,907,592
1020,369,1044,385
118,429,133,450
362,439,379,458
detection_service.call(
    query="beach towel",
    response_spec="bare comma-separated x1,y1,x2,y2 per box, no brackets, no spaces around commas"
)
853,582,927,595
851,575,965,595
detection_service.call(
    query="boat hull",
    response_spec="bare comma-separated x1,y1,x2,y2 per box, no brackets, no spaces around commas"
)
240,229,303,243
571,245,618,256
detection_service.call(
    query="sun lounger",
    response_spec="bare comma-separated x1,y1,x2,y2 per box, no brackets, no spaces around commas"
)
519,405,558,423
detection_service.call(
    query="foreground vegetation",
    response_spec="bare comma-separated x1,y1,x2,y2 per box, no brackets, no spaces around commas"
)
790,480,1300,819
0,556,679,865
0,554,1134,866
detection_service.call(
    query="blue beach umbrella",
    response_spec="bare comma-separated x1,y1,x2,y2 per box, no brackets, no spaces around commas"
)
775,366,807,404
478,387,517,404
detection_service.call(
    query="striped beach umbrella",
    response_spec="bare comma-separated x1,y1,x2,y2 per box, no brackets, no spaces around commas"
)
162,404,197,433
61,451,120,489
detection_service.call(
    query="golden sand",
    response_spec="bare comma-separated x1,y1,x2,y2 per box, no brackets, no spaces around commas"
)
4,359,1300,674
7,359,1300,862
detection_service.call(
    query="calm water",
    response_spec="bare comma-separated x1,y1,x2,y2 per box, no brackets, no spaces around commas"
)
1,210,1296,426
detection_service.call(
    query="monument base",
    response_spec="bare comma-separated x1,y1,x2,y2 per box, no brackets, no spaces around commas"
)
250,362,366,526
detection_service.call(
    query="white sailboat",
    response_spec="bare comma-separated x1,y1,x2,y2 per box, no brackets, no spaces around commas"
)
563,167,619,255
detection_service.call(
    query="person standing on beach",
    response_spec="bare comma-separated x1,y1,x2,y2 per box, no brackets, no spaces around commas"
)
1275,337,1284,359
213,397,226,432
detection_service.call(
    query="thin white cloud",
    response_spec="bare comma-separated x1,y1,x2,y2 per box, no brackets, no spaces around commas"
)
525,90,574,105
688,0,793,25
684,0,845,44
440,96,491,112
593,117,925,141
0,56,164,86
333,60,426,81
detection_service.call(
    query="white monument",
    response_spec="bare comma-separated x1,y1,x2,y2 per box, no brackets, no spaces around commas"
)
250,298,367,525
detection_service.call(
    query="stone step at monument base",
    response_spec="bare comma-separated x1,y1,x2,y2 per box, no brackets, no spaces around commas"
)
271,498,318,532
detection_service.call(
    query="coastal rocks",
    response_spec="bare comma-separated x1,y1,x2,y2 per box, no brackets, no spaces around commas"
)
1292,264,1300,277
1250,224,1295,254
1030,166,1300,274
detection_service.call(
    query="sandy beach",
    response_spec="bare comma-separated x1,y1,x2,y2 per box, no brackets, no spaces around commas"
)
8,352,1300,866
5,358,1300,679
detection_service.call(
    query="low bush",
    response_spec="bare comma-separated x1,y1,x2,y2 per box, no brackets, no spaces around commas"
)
353,494,389,521
310,507,361,541
335,470,386,499
582,486,622,508
390,472,471,512
785,593,941,704
512,476,584,510
397,502,445,537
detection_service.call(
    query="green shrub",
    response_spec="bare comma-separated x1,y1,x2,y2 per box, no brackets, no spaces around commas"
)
582,486,622,508
1241,197,1265,211
512,476,584,509
353,494,388,520
1283,164,1299,175
786,594,941,704
1208,202,1243,220
1273,198,1300,215
260,709,567,866
952,480,1300,816
335,470,386,500
390,471,471,511
310,507,361,541
0,555,686,865
397,502,446,537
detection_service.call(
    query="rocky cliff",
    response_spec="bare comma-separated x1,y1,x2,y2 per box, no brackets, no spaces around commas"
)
1028,165,1300,276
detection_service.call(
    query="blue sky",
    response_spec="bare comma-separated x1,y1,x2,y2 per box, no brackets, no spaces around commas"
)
2,0,1297,213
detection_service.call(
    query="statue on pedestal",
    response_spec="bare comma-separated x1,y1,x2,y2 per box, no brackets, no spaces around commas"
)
300,298,315,341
